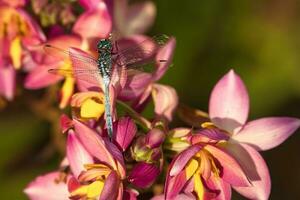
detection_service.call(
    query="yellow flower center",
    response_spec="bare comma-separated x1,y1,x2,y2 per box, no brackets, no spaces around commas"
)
185,149,220,199
70,164,112,199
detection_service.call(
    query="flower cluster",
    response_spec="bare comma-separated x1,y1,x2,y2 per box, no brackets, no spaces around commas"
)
0,0,299,200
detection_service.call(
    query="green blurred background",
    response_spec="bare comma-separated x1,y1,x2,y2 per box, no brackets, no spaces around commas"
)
1,0,300,199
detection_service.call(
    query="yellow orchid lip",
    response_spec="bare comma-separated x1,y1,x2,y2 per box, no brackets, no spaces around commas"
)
70,180,105,199
71,92,105,120
184,149,221,199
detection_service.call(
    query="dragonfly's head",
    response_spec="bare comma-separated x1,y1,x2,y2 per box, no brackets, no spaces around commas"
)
97,39,112,52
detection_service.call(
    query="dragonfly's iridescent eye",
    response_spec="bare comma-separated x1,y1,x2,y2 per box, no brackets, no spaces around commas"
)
97,39,112,51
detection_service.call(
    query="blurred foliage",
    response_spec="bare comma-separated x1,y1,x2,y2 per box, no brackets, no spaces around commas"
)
1,0,300,199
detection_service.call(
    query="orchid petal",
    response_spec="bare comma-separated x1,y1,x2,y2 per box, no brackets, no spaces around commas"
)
124,2,156,35
66,130,94,178
24,172,69,200
206,175,231,200
192,128,229,144
169,145,202,177
0,65,15,100
114,0,156,35
113,117,137,151
152,194,196,200
2,0,26,7
205,144,250,187
209,69,249,133
165,170,188,200
223,142,270,200
233,117,300,151
153,37,176,81
123,188,139,200
73,2,112,39
60,114,73,133
119,72,152,101
78,0,102,10
104,140,126,179
73,120,117,169
152,84,178,121
99,171,120,200
128,162,160,188
17,9,46,44
25,64,63,89
145,128,165,148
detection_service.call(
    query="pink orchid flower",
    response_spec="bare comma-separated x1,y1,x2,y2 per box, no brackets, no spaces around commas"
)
166,69,300,200
164,129,249,200
25,119,127,200
206,69,300,199
0,0,45,100
25,1,112,108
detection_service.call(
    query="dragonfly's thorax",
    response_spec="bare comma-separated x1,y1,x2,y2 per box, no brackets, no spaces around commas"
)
97,39,113,78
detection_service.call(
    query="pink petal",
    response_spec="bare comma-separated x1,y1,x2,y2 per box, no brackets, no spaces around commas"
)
113,117,137,151
104,140,126,179
73,120,117,170
224,142,271,200
206,175,231,200
119,72,153,101
145,128,165,148
233,117,300,151
169,145,202,177
73,2,112,39
152,194,196,200
153,37,176,81
1,0,26,7
99,170,120,200
24,64,63,89
66,130,94,178
124,2,156,35
205,144,250,187
209,69,249,133
0,65,15,100
24,172,70,200
128,162,160,188
17,9,46,44
60,114,73,133
123,188,139,200
192,128,229,144
165,170,188,200
152,84,178,121
78,0,102,10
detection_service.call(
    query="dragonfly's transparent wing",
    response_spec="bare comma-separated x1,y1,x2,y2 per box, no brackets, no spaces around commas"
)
48,68,102,86
45,44,102,85
44,44,98,67
112,34,169,69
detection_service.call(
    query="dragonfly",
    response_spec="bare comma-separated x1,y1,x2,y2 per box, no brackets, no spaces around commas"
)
44,34,170,139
